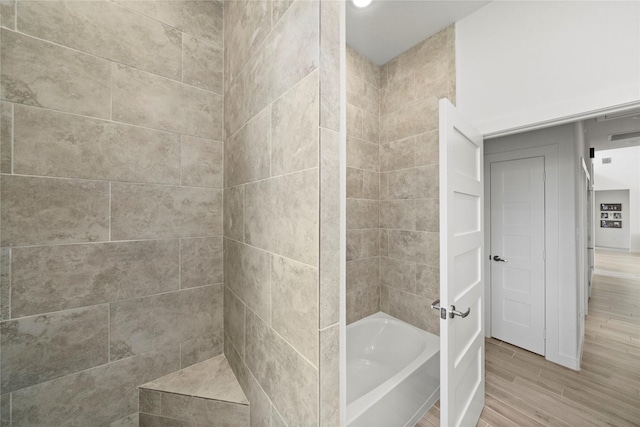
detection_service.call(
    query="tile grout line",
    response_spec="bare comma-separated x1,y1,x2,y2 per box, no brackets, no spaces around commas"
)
108,182,112,242
10,102,14,174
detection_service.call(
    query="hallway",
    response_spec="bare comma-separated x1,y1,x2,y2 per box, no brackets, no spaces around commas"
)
419,249,640,426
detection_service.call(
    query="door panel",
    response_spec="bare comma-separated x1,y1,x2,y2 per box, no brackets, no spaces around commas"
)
439,99,484,427
490,157,545,355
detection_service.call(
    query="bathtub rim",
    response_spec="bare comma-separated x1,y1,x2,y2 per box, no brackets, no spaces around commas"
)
346,311,440,425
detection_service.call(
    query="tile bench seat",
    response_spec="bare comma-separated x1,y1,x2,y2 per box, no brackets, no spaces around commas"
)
138,355,249,427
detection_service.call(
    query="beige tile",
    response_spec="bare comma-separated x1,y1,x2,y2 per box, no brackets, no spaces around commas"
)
347,137,378,171
246,372,272,427
224,239,271,324
319,0,341,131
181,135,223,188
380,256,416,293
224,77,245,139
362,229,379,258
346,199,378,230
346,288,379,325
387,165,439,200
18,1,182,80
381,97,438,143
380,75,416,116
379,229,389,257
183,35,223,94
363,170,379,200
0,29,110,119
415,53,455,102
379,171,389,200
224,186,244,241
380,286,439,334
224,0,271,90
139,389,162,415
243,0,319,120
0,248,9,321
11,349,179,427
224,286,246,358
0,102,11,173
416,265,439,299
380,139,415,172
347,75,378,117
161,392,249,426
245,169,319,266
271,69,319,176
117,0,223,45
0,175,109,247
225,107,270,187
0,1,14,29
271,255,318,366
245,310,318,427
139,413,192,427
347,45,379,90
272,0,294,26
380,200,415,230
142,355,248,405
347,104,363,139
363,110,379,144
223,334,249,394
320,324,340,427
180,237,222,289
416,199,439,232
387,230,439,267
110,285,222,360
1,394,9,426
346,167,363,199
346,257,379,293
346,230,362,262
180,330,224,368
112,65,222,140
415,131,439,166
11,240,179,318
320,128,341,328
1,305,108,394
110,182,222,240
13,105,181,184
110,413,139,427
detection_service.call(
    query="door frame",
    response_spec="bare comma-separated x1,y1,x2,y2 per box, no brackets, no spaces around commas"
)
483,145,559,360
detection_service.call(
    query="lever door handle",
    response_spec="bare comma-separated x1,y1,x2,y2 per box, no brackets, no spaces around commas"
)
430,299,440,310
493,255,507,262
449,305,471,319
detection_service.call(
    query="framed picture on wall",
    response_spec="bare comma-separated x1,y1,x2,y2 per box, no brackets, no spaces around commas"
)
600,203,622,211
601,220,622,228
601,213,609,219
612,213,622,219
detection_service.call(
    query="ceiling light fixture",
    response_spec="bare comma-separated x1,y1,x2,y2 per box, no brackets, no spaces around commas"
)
352,0,372,8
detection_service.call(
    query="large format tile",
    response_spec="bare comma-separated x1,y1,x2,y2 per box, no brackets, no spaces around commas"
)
0,1,14,29
320,325,340,427
346,199,378,230
182,35,223,94
243,0,319,120
180,330,224,369
13,105,180,184
380,286,439,334
380,256,416,293
110,413,139,427
347,137,379,171
0,248,9,321
110,182,222,240
116,0,223,45
0,102,12,173
223,186,244,241
112,65,222,140
271,69,319,176
0,175,109,247
320,0,341,131
0,29,110,119
225,107,270,187
110,285,223,360
18,1,182,80
271,255,318,366
160,392,249,426
139,413,192,427
180,136,223,188
379,200,415,230
387,230,439,267
244,169,319,266
346,257,379,293
1,305,108,394
346,287,379,325
180,237,223,289
224,286,245,358
10,349,179,427
11,240,179,318
223,239,271,324
245,310,318,427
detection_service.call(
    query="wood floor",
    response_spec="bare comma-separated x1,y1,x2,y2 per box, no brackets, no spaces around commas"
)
418,249,640,426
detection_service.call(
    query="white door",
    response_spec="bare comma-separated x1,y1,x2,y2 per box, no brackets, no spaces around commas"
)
439,99,485,427
490,157,545,355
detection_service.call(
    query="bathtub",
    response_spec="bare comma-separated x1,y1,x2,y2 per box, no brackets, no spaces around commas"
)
347,312,440,427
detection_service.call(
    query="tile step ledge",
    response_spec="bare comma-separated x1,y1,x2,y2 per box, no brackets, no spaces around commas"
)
138,354,249,427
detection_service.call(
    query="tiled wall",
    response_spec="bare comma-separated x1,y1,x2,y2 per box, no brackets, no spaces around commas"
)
223,1,342,426
346,46,381,324
0,1,224,425
378,26,455,334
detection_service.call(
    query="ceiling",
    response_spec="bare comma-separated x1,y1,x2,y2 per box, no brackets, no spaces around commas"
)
346,0,490,65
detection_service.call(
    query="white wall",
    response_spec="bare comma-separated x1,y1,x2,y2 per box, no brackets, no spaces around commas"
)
485,124,580,369
456,1,640,136
594,146,640,252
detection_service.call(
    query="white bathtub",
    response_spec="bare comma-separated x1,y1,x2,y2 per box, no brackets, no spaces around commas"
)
347,312,440,427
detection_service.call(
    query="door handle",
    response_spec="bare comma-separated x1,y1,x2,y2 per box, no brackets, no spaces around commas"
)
449,305,471,319
492,255,507,262
430,299,440,310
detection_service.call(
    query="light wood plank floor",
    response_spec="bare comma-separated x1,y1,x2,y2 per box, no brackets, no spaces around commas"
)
418,249,640,426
